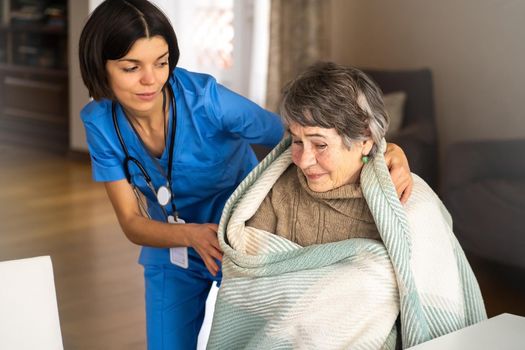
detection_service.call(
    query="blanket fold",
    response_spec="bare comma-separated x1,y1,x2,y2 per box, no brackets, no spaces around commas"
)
207,137,486,350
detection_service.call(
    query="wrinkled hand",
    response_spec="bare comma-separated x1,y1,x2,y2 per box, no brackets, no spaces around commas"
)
385,143,413,204
186,223,223,276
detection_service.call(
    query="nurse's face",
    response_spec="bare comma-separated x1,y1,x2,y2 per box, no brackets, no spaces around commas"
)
105,36,170,118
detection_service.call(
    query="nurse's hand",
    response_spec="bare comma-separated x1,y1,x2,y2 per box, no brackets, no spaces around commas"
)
186,223,223,276
385,142,413,204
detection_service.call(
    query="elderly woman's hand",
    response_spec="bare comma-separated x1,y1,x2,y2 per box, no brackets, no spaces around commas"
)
384,143,413,204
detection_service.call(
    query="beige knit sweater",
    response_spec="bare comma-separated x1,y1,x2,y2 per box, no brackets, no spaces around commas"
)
246,164,380,246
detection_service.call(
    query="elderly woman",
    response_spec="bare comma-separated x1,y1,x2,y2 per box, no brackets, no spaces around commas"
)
246,62,386,246
207,62,486,350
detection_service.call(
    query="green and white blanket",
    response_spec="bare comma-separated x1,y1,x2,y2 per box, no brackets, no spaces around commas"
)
207,138,486,350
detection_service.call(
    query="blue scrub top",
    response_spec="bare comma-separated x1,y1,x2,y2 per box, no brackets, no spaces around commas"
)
81,67,284,265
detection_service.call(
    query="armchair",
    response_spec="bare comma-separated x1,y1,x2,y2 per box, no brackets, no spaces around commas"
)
363,68,439,190
442,139,525,269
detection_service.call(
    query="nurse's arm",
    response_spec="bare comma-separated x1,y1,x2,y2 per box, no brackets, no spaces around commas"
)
103,179,223,276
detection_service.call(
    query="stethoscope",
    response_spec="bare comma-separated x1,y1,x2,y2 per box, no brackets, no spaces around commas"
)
112,83,179,223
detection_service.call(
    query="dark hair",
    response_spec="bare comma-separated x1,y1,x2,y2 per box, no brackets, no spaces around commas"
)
79,0,179,100
280,61,389,157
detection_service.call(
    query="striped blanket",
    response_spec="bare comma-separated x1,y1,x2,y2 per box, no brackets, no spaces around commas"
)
207,138,486,349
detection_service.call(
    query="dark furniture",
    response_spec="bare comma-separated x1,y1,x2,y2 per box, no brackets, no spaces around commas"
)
364,68,438,190
0,0,69,152
442,139,525,269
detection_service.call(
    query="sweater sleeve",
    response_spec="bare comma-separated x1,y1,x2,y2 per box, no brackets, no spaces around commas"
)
246,166,294,236
246,193,277,234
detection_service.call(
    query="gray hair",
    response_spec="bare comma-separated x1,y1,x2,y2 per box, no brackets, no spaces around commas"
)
280,61,389,157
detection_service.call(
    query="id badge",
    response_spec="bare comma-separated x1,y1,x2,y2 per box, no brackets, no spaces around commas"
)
168,216,188,269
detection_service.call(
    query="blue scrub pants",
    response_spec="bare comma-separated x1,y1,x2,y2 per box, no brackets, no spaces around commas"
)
143,250,221,350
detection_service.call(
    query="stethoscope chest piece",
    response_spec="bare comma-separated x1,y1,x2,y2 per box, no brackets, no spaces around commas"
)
157,185,171,206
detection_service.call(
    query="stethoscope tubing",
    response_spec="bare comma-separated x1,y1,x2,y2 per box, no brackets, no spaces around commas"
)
112,83,178,220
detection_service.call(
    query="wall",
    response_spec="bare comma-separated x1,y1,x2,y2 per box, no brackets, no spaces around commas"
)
329,0,525,158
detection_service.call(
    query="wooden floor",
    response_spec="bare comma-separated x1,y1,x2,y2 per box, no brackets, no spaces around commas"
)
0,144,524,349
0,144,146,349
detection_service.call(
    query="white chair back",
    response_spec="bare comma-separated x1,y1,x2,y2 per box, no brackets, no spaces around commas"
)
0,256,63,350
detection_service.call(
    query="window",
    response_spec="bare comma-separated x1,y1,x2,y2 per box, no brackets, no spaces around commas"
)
155,0,269,105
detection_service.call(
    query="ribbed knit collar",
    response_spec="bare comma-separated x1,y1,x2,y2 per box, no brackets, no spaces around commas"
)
296,166,363,200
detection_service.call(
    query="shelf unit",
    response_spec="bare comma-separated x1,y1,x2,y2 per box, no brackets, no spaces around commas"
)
0,0,69,153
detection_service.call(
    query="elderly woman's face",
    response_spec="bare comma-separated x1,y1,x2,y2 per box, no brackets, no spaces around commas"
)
289,122,373,192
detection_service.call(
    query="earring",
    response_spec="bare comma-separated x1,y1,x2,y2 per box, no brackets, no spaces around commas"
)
361,155,369,164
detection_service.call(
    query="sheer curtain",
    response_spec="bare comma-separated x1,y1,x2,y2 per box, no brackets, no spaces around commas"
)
266,0,329,112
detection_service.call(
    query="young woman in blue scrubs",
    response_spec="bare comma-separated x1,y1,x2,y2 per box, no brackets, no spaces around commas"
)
78,0,413,348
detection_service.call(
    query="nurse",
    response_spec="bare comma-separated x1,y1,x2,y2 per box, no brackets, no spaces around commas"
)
78,0,413,349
